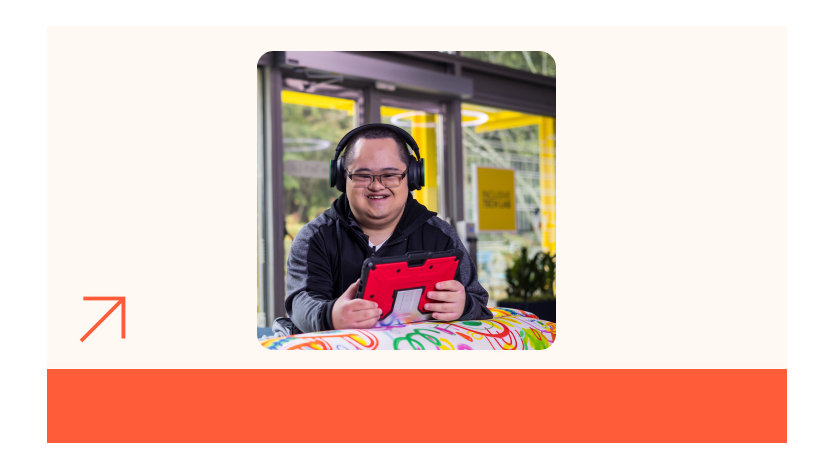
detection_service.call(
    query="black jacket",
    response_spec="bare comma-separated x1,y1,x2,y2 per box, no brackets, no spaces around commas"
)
282,193,492,333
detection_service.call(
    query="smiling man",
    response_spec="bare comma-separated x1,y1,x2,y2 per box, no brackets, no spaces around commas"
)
280,123,492,333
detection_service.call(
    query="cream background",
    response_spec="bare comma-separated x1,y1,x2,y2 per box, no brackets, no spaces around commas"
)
47,27,786,368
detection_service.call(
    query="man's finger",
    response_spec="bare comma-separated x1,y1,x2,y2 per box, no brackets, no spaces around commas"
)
435,280,464,291
344,307,381,327
425,302,457,313
347,299,378,311
356,306,382,319
431,311,461,321
427,290,454,302
355,315,380,329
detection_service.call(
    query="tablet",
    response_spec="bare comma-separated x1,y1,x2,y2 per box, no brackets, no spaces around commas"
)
356,249,462,323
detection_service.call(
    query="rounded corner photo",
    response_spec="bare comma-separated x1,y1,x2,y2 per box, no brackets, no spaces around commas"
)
257,51,555,350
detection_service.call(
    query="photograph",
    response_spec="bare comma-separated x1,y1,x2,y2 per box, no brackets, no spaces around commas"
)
256,51,557,350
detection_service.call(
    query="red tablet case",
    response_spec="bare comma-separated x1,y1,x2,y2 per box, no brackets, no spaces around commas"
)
356,250,462,321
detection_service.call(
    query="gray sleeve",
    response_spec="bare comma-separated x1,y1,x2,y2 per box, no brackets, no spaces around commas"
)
284,223,336,333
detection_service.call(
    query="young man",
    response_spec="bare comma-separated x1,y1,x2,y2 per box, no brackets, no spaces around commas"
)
280,123,492,333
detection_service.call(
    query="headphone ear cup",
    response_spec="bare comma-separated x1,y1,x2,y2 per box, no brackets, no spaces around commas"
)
417,158,425,189
407,155,424,191
330,158,346,192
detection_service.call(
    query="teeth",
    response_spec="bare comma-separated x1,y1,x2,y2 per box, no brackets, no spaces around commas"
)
368,196,386,199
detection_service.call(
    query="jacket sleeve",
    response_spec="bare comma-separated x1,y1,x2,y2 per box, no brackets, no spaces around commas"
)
454,240,493,321
284,223,337,333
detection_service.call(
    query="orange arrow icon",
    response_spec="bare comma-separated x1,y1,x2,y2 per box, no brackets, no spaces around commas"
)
81,296,126,342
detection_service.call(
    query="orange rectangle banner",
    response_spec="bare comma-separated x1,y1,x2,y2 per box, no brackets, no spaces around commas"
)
47,369,786,443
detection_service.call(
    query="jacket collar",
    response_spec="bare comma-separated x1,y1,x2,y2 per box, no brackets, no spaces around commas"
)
325,193,436,242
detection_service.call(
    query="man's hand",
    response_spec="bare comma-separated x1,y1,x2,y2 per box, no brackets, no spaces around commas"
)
331,279,382,330
425,280,467,322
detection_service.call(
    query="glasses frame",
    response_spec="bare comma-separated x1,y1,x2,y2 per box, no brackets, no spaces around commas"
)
346,171,408,188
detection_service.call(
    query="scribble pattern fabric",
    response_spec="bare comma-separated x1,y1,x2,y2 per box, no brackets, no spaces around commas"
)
260,307,555,350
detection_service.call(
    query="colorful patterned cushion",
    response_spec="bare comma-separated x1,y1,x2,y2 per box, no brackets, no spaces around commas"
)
260,307,555,350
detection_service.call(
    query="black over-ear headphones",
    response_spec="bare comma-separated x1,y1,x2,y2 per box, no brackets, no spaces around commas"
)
329,123,425,192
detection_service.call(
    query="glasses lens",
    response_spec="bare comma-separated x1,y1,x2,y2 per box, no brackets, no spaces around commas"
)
381,174,403,187
351,174,373,186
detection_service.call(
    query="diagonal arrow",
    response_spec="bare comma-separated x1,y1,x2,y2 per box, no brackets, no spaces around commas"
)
81,296,126,342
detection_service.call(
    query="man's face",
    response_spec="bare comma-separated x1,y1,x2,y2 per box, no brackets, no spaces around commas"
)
345,137,409,232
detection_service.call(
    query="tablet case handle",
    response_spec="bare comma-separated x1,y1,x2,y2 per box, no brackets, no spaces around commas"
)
406,251,429,267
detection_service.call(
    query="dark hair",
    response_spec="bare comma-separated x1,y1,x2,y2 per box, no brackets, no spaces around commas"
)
342,126,410,169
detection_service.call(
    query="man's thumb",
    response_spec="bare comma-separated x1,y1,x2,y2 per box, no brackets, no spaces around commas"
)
342,279,360,299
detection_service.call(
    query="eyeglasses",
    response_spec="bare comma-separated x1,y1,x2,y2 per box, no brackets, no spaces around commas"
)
346,171,407,188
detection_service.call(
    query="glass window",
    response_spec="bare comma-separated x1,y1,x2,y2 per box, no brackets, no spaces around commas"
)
281,90,355,232
380,105,444,215
280,90,357,294
459,51,555,77
463,103,556,303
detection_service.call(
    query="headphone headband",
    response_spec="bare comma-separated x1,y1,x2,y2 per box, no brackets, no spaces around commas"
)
330,123,424,192
333,123,421,162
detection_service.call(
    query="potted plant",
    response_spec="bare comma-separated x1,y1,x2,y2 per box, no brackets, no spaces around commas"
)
497,247,556,323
